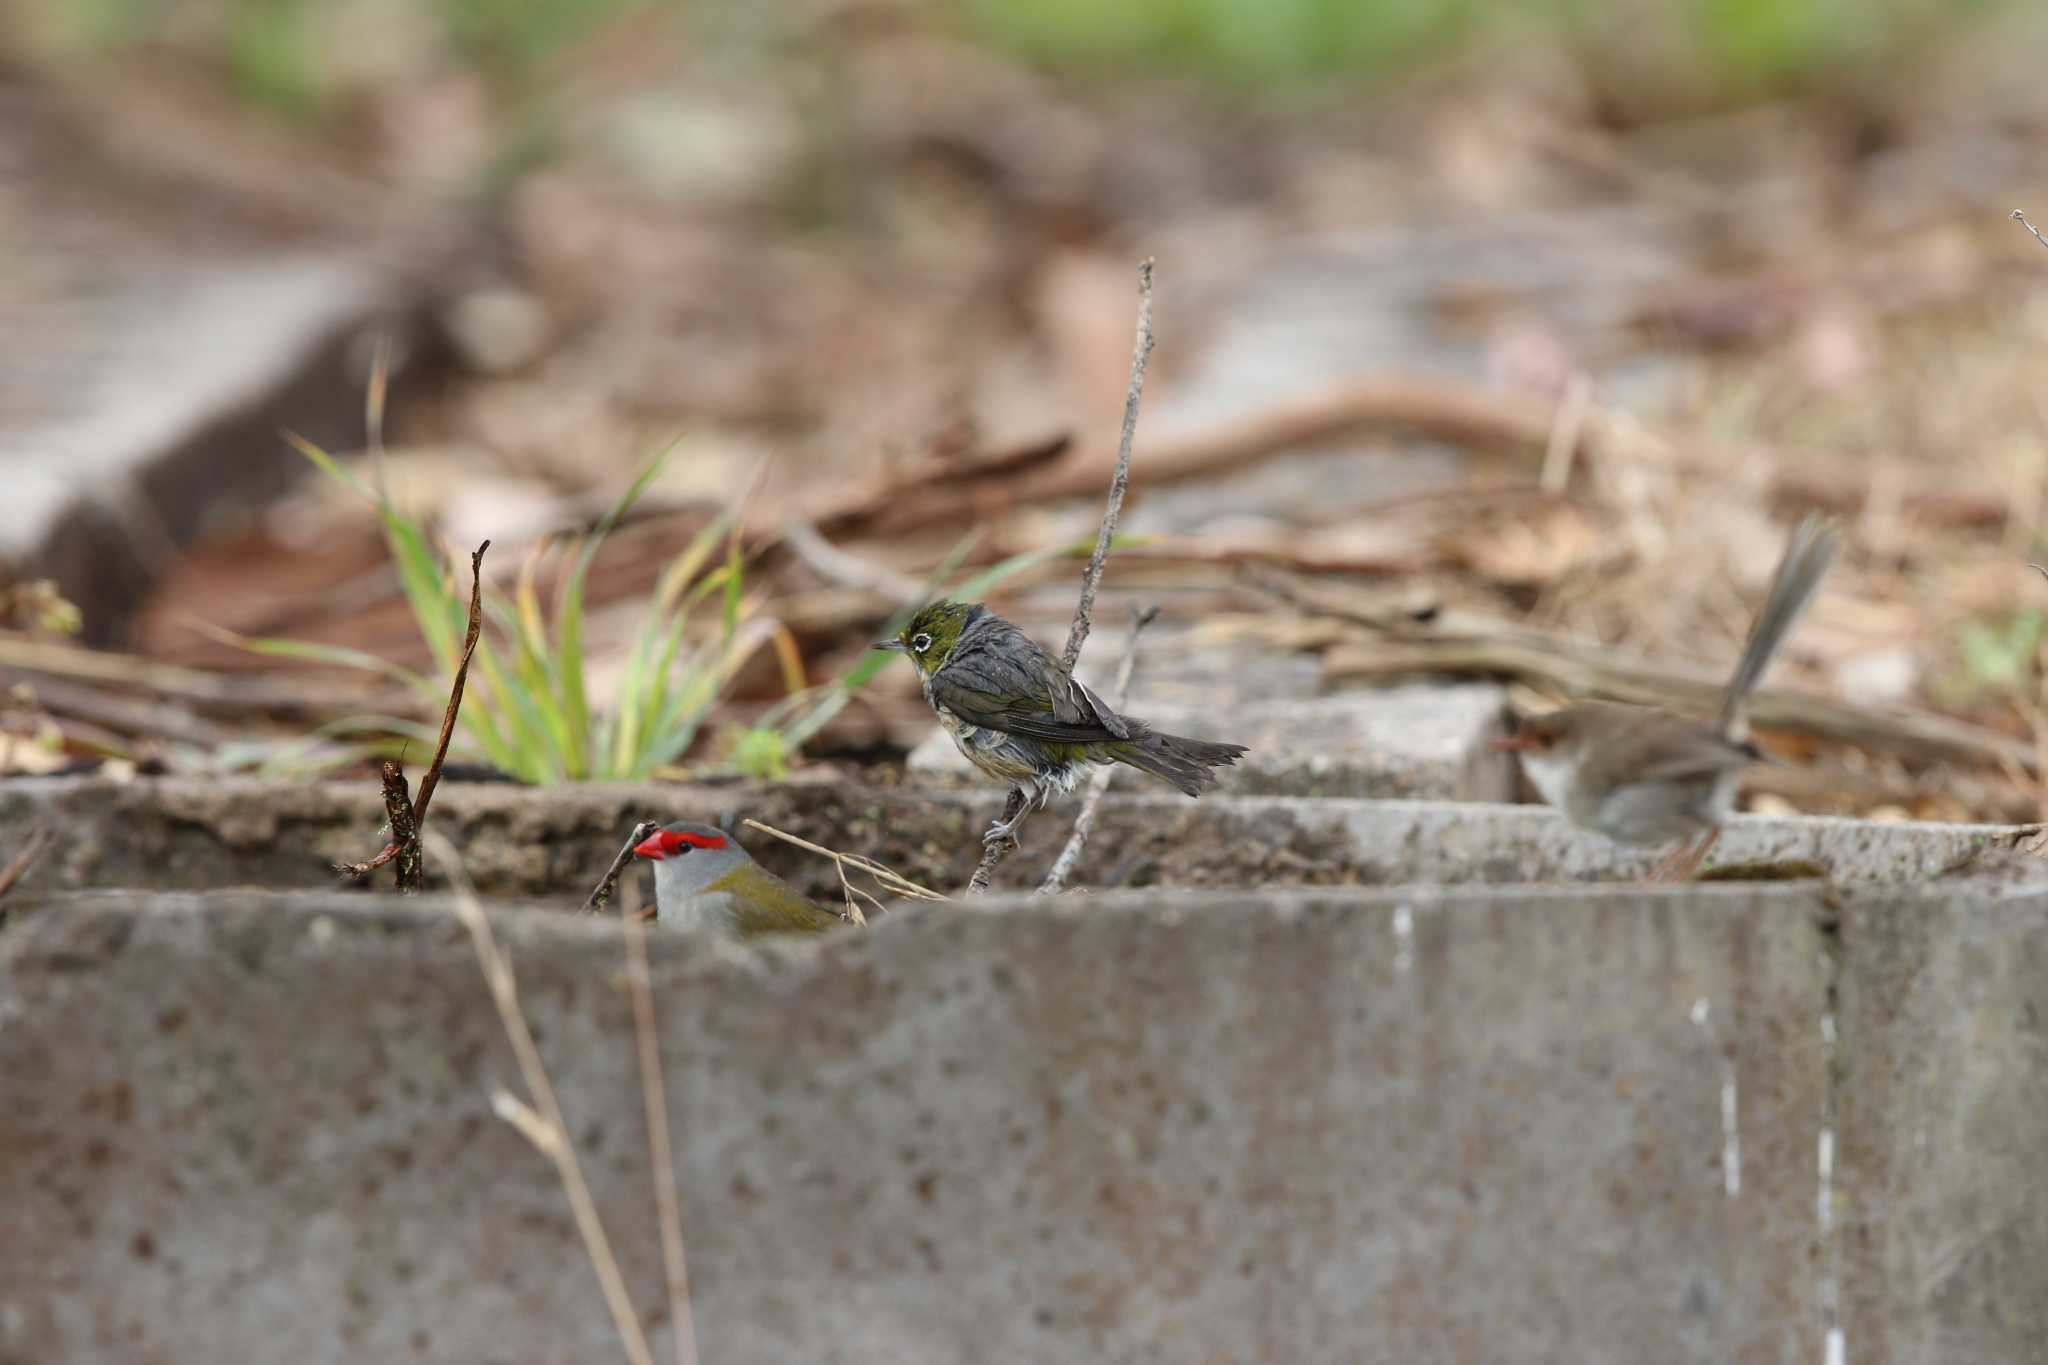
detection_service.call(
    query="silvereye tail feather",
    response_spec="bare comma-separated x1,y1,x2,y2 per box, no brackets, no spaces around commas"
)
876,600,1248,844
632,822,844,938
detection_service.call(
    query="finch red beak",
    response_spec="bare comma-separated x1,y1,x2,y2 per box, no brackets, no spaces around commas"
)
1489,735,1536,752
632,831,667,861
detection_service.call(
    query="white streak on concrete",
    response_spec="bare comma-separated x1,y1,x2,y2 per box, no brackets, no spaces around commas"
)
1817,1126,1835,1234
1817,1011,1843,1365
1721,1066,1741,1197
1391,904,1414,976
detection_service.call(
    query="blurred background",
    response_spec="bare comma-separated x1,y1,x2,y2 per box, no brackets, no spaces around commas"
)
9,0,2048,815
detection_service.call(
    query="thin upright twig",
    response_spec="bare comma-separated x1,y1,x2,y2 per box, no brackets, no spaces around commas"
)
967,258,1156,897
423,830,657,1365
412,540,490,831
1037,605,1159,897
963,790,1028,896
1059,257,1154,676
619,910,701,1365
338,541,489,890
2015,209,2048,252
585,821,661,914
0,826,52,902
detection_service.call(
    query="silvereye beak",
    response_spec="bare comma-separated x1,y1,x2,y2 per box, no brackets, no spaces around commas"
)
873,638,909,653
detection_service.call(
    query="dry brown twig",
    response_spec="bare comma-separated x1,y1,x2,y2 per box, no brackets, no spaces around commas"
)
338,540,490,890
0,636,400,715
585,820,662,914
741,818,949,926
780,516,926,602
965,258,1155,897
0,826,52,902
1037,604,1160,897
806,365,2007,544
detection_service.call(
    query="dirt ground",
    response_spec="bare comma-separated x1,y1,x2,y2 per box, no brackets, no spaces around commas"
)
10,1,2048,829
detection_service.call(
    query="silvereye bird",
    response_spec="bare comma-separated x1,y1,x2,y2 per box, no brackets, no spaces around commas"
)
631,821,845,938
876,600,1249,844
1491,514,1840,881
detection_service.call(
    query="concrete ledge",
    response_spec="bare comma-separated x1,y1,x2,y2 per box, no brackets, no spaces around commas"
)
0,777,2029,900
2,885,1837,1364
908,683,1516,801
4,255,414,646
1835,887,2048,1362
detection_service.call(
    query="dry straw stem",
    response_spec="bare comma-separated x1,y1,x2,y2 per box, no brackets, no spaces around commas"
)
425,830,658,1365
1038,604,1160,897
740,817,949,926
619,907,701,1365
968,256,1156,897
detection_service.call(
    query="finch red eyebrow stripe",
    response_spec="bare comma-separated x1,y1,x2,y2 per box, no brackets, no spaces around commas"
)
661,830,727,851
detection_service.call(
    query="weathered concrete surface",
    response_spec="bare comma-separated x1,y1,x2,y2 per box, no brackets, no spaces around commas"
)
0,86,426,644
1,885,1831,1364
0,777,2031,902
1833,886,2048,1364
909,683,1515,801
8,252,407,645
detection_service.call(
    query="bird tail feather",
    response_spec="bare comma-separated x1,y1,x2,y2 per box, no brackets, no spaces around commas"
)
1717,513,1839,742
1110,731,1249,797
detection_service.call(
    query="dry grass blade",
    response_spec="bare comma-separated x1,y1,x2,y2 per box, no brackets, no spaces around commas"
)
619,908,701,1365
740,818,948,921
1038,605,1159,896
424,830,658,1365
0,826,53,901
